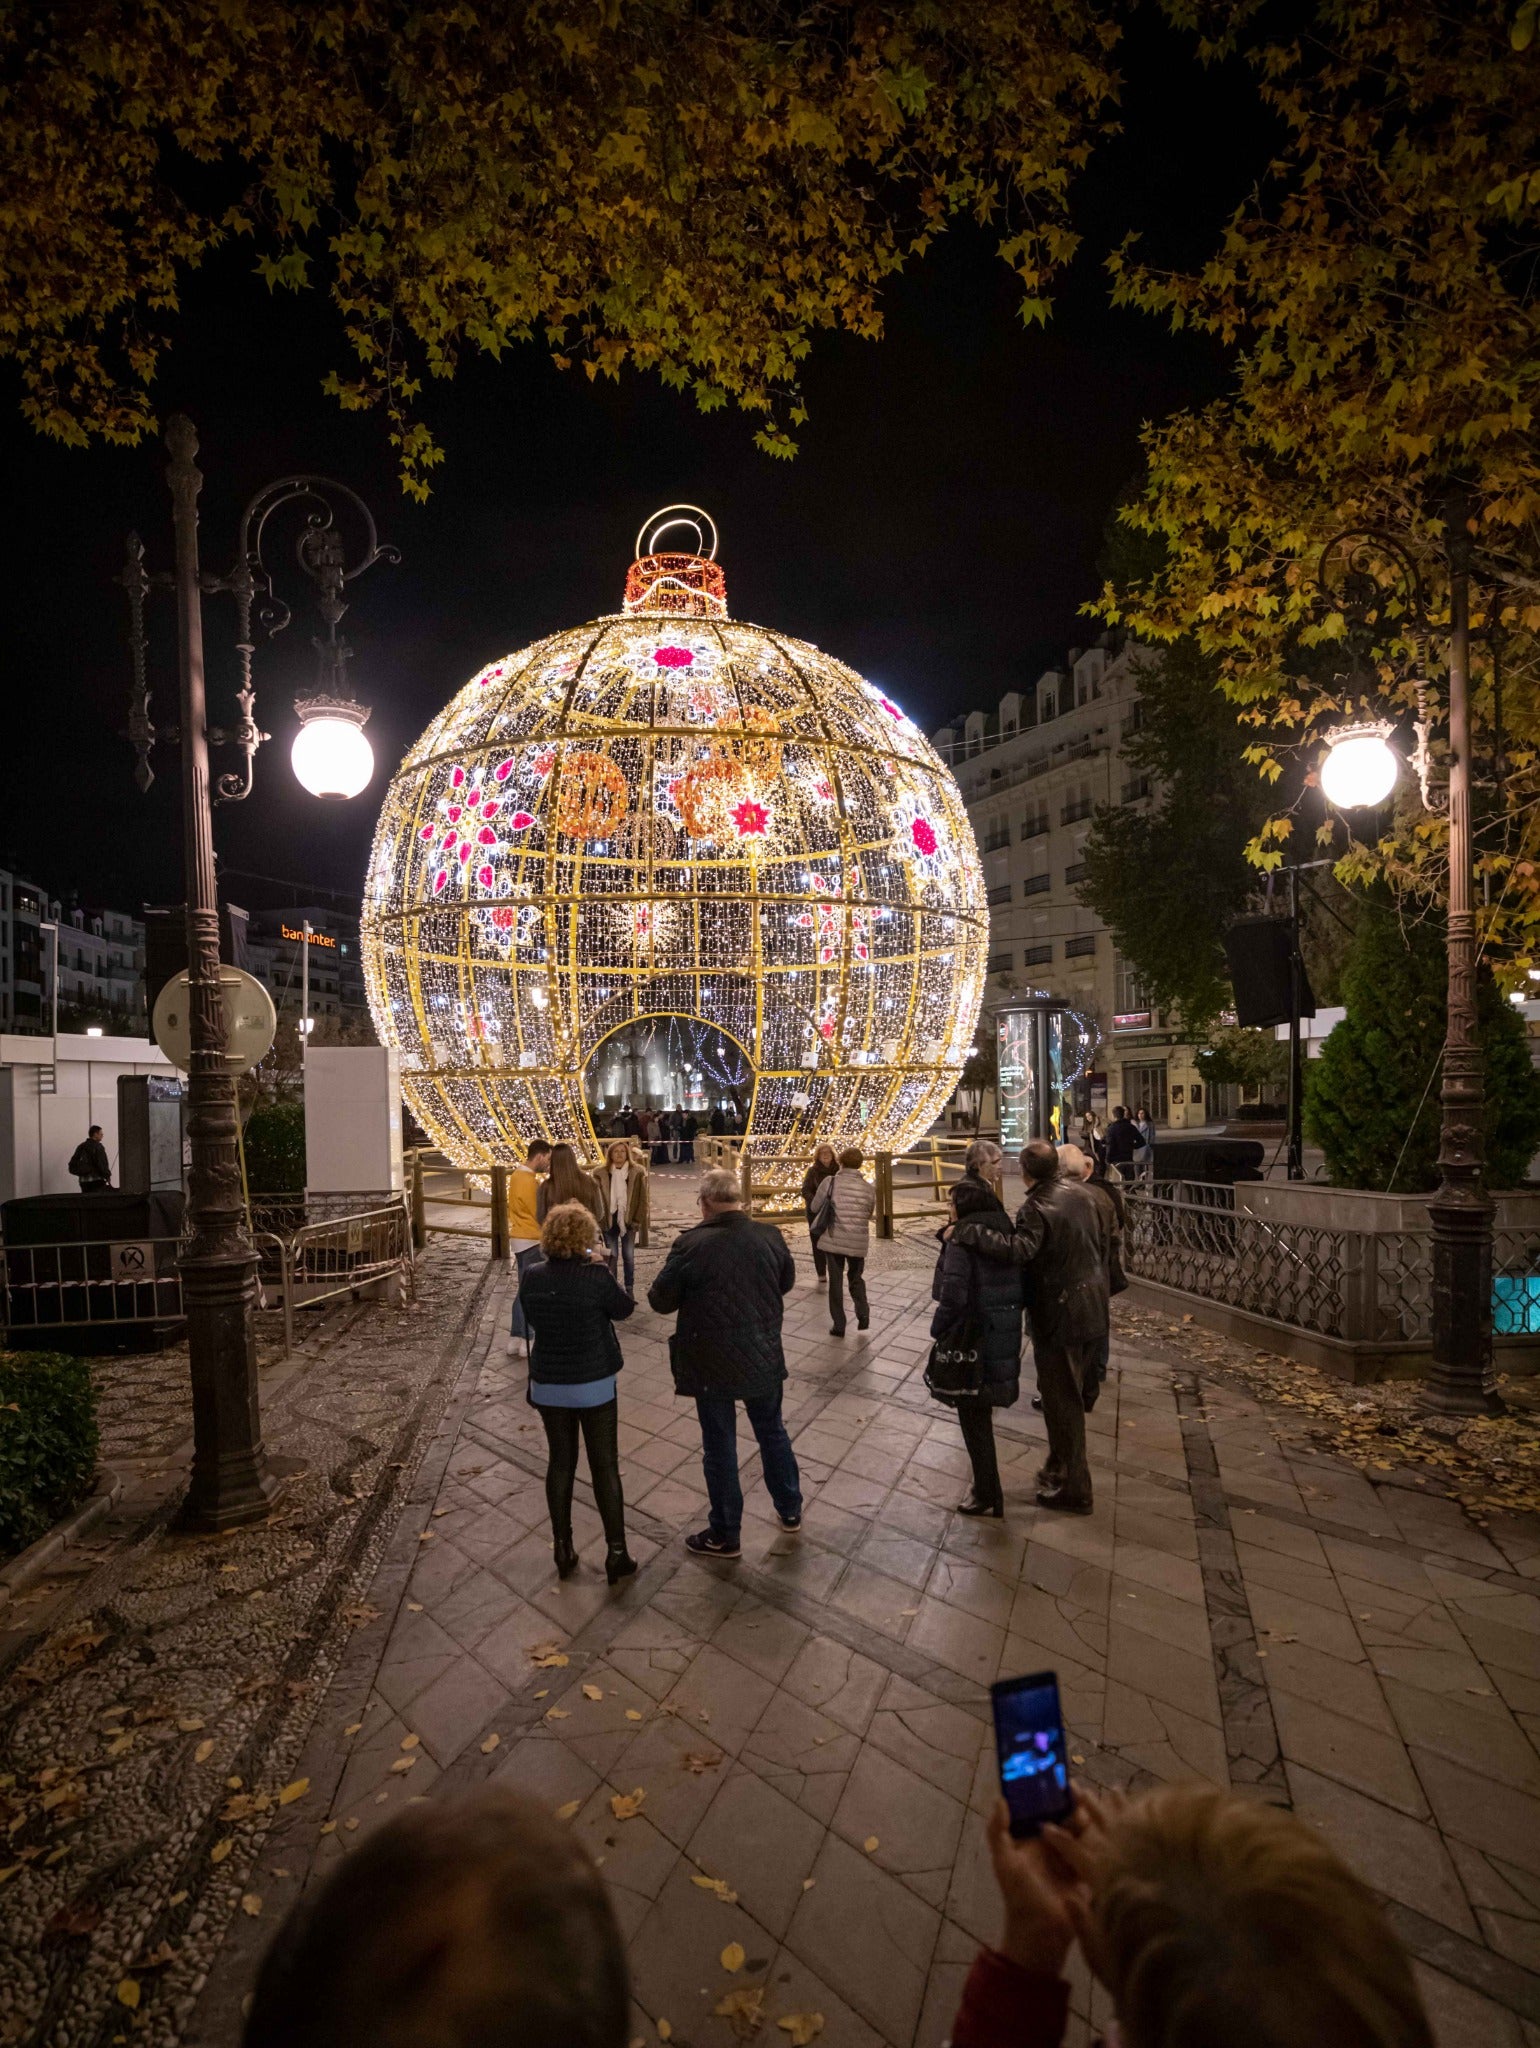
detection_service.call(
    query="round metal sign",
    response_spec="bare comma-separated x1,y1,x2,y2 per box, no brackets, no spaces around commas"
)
152,968,278,1074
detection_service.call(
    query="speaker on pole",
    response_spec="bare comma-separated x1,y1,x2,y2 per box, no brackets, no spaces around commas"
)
1223,917,1316,1030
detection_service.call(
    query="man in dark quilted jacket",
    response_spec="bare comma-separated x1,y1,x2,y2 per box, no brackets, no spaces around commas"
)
648,1168,801,1558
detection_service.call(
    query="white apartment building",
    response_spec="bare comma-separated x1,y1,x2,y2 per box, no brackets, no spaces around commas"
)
51,902,148,1032
932,636,1212,1130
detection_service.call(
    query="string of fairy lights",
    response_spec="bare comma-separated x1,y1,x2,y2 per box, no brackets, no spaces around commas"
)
361,509,988,1182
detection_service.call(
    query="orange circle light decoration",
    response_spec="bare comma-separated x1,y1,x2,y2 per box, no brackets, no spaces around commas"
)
361,510,988,1182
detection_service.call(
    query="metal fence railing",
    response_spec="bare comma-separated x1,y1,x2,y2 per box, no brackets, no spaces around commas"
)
2,1197,414,1354
1123,1185,1540,1348
1,1235,186,1335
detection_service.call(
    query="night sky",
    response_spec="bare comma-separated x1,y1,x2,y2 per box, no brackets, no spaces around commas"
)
0,13,1274,916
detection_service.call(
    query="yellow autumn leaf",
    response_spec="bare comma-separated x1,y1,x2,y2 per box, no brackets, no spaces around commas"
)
657,2023,672,2043
691,1874,738,1902
863,1835,879,1853
278,1778,310,1805
778,2014,825,2046
117,1979,141,2009
555,1798,582,1820
177,1717,204,1732
194,1739,215,1764
400,1733,420,1750
581,1684,604,1701
480,1732,501,1754
720,1941,746,1973
625,1708,644,1721
210,1838,233,1864
610,1788,646,1820
390,1755,417,1773
240,1893,262,1917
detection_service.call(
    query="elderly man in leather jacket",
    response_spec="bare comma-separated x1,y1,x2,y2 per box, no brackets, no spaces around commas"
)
950,1139,1108,1513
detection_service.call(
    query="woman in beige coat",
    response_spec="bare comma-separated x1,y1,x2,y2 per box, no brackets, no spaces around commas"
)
812,1145,876,1336
599,1139,649,1291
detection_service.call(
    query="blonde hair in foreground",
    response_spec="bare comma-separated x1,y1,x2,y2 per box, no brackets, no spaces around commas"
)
540,1201,599,1260
1090,1786,1433,2048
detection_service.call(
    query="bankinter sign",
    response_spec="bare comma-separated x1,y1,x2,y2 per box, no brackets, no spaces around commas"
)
282,924,337,949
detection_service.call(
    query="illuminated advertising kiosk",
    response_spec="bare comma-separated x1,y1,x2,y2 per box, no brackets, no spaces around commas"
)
996,996,1095,1151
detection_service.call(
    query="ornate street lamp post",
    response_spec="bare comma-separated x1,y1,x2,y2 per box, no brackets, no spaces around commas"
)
1316,504,1498,1417
121,416,397,1528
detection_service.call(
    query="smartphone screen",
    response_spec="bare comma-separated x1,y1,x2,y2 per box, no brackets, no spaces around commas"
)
991,1670,1073,1838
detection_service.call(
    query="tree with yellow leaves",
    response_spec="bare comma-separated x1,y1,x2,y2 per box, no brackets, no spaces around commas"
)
0,1,1117,497
1100,0,1540,974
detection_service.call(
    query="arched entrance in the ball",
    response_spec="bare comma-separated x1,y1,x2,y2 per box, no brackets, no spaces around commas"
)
582,1014,754,1145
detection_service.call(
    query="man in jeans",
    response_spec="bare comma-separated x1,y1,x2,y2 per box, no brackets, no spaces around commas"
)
647,1169,802,1558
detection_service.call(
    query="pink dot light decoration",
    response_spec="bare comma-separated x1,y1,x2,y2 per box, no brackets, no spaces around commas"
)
361,511,987,1181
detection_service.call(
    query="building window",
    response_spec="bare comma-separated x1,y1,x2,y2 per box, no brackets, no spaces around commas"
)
1022,872,1051,896
986,882,1013,907
1020,802,1050,840
1064,862,1088,885
1123,1059,1168,1123
986,949,1014,974
1115,955,1151,1015
1064,934,1096,959
1022,943,1053,966
981,826,1011,854
1122,775,1150,803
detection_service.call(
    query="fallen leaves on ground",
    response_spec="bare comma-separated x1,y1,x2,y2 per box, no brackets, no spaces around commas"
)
715,1983,766,2037
240,1894,262,1917
1117,1305,1540,1522
194,1739,215,1764
340,1604,381,1629
210,1839,233,1864
581,1684,604,1701
682,1752,722,1774
480,1732,501,1754
116,1979,140,2009
530,1643,569,1669
862,1836,879,1854
278,1778,310,1805
43,1902,102,1941
778,2016,825,2046
610,1788,646,1821
720,1942,746,1973
390,1756,417,1774
400,1734,420,1751
555,1799,582,1821
691,1874,738,1902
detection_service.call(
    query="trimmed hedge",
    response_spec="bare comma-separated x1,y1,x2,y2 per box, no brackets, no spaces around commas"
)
243,1100,306,1194
0,1350,100,1560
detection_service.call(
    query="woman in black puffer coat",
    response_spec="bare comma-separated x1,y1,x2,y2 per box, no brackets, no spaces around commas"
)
929,1176,1025,1519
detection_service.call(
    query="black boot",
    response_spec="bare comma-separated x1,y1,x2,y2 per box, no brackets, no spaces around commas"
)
605,1545,638,1585
955,1491,1004,1518
553,1532,578,1579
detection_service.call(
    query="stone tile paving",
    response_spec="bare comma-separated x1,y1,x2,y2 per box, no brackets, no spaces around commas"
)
193,1174,1540,2048
6,1171,1540,2048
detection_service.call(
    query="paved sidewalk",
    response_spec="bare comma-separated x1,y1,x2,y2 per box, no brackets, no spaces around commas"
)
184,1179,1540,2048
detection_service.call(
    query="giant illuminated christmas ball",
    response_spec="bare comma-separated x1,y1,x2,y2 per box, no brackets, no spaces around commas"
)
362,508,987,1178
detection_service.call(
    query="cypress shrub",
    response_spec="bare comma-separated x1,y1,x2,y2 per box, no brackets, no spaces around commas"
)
1305,903,1540,1191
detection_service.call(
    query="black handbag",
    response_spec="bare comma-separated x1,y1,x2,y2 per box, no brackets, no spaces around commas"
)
924,1246,986,1400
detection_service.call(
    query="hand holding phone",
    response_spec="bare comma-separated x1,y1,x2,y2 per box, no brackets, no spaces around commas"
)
991,1670,1074,1838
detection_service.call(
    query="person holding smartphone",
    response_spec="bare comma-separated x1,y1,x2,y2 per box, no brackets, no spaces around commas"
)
955,1696,1433,2048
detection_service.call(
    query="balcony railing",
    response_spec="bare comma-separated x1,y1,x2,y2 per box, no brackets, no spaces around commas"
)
1064,862,1088,885
1064,935,1096,958
1023,873,1051,896
1061,799,1094,824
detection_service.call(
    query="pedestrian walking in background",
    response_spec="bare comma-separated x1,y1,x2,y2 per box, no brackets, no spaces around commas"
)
928,1178,1024,1517
507,1138,551,1347
801,1142,839,1281
647,1168,801,1559
599,1138,648,1290
812,1145,875,1335
69,1125,112,1192
709,1104,727,1136
539,1141,606,1233
518,1201,637,1584
953,1139,1108,1514
1059,1142,1126,1411
680,1109,698,1164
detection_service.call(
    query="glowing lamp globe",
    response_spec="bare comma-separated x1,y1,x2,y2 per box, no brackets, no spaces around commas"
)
1320,723,1398,810
361,507,988,1186
293,698,375,799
